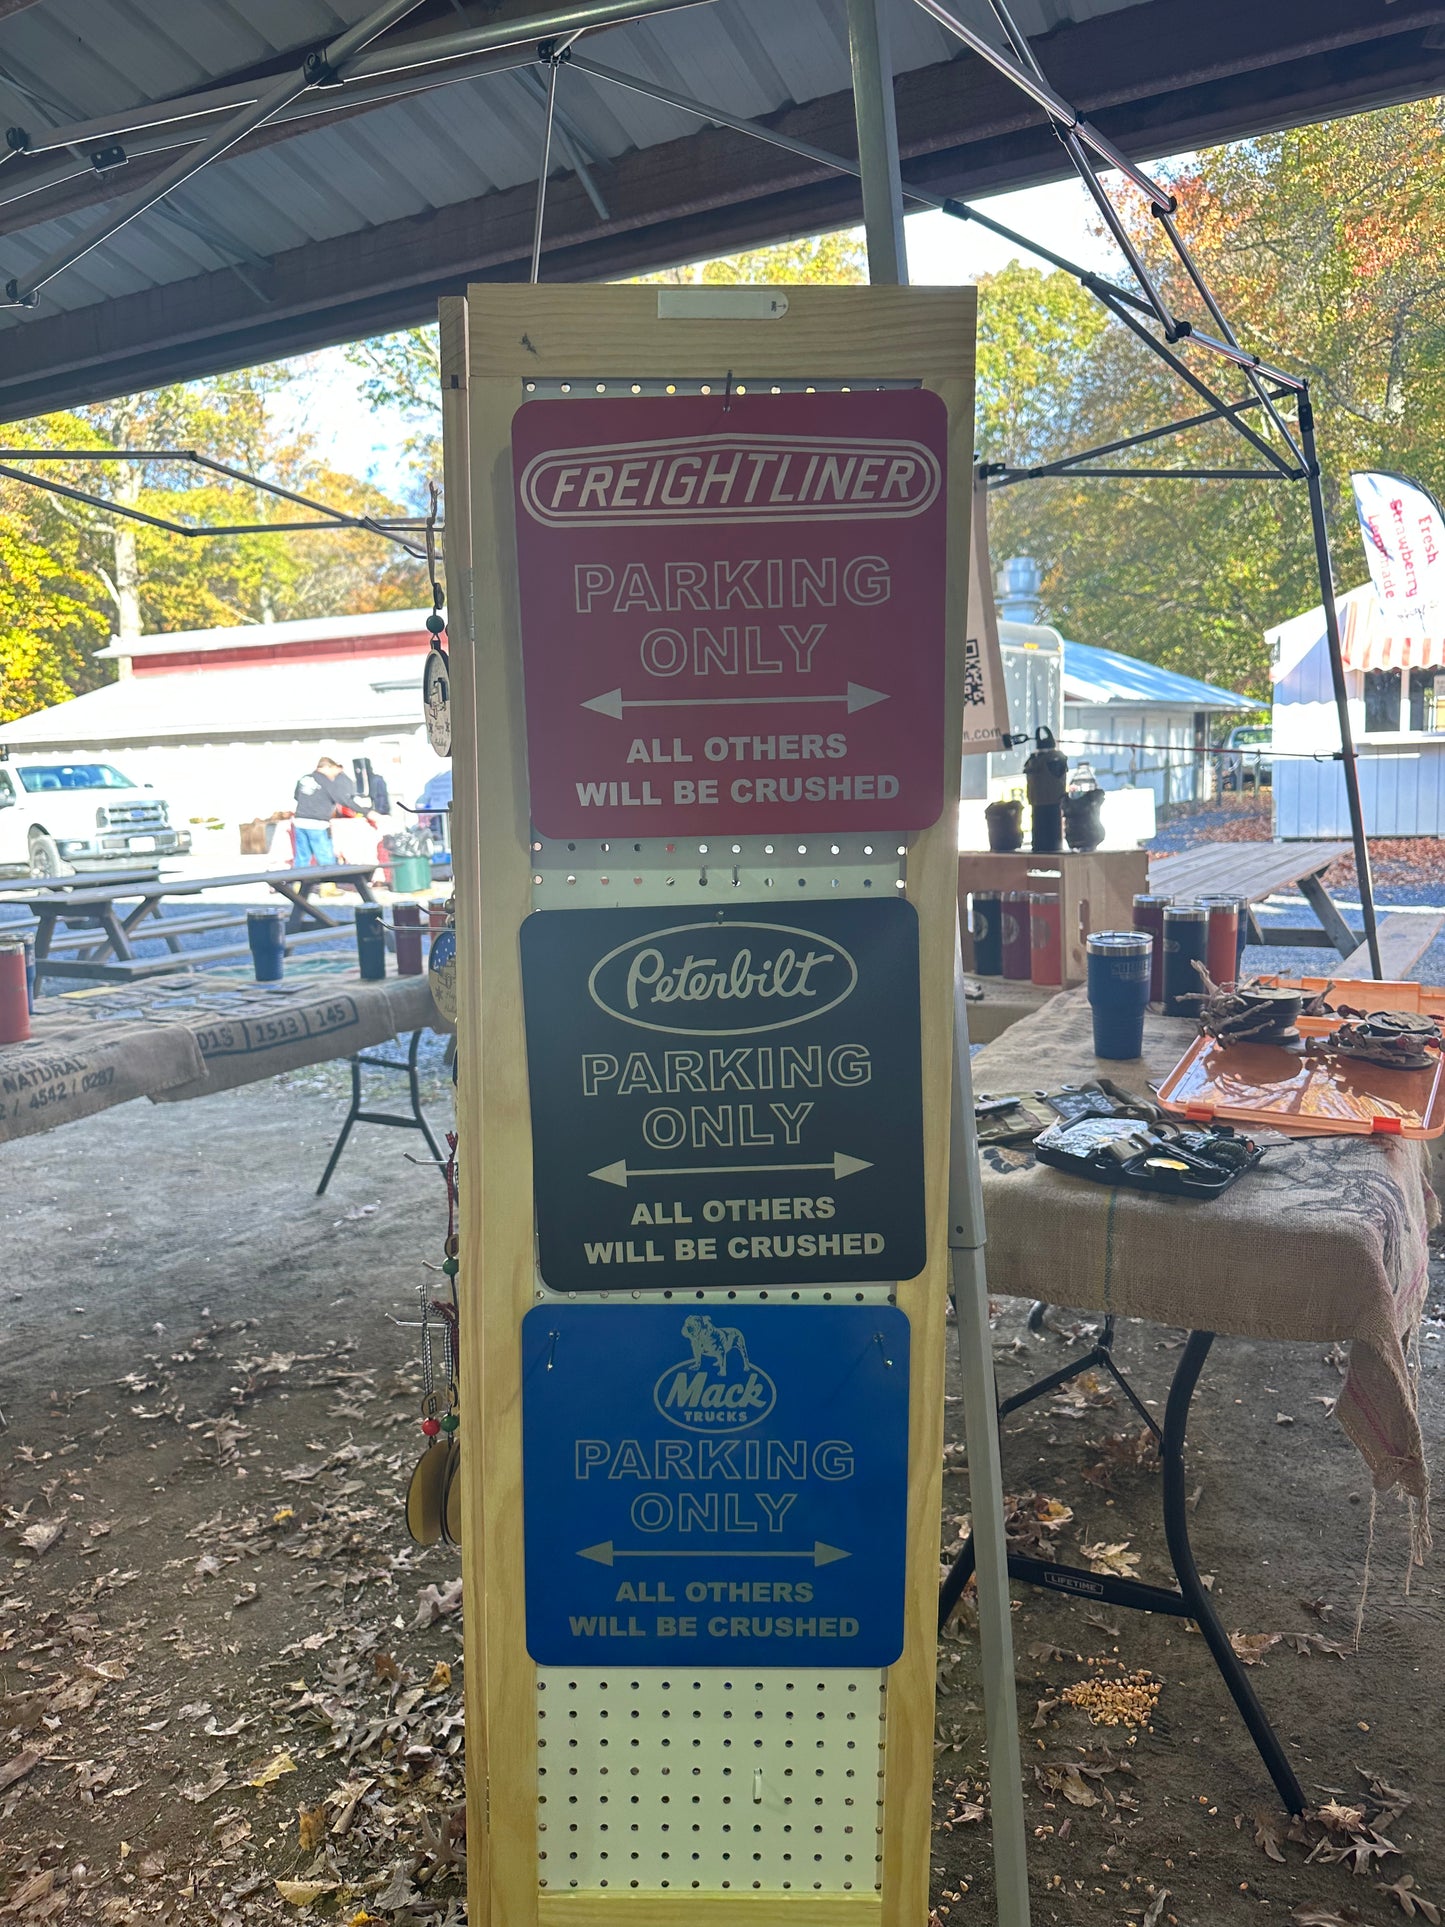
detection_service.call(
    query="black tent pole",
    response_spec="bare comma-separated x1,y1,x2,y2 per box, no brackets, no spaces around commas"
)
1298,386,1381,979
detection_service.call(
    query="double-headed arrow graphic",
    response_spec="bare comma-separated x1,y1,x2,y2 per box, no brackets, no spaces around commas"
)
579,1541,850,1567
589,1152,872,1188
583,684,888,719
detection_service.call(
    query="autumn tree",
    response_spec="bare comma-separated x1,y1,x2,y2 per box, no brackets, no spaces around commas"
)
980,100,1445,700
0,367,426,722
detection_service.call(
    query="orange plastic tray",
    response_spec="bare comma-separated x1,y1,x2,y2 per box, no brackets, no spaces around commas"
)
1157,1026,1445,1139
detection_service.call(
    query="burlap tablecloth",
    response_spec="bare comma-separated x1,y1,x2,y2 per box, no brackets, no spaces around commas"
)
0,972,442,1134
970,987,1435,1503
151,974,440,1100
0,1022,204,1144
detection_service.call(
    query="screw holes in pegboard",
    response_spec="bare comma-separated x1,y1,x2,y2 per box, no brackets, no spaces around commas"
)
536,1669,884,1891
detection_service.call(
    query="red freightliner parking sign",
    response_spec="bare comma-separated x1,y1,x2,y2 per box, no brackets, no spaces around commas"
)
511,389,948,837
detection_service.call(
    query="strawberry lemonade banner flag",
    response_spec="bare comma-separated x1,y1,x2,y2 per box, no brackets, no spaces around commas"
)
511,389,949,837
1351,470,1445,632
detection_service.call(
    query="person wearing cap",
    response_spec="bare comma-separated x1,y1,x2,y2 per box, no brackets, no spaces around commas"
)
292,754,357,866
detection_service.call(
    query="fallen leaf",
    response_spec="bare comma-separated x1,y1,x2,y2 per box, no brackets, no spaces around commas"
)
1318,1801,1368,1834
414,1578,463,1628
1276,1412,1296,1425
0,1749,41,1792
298,1802,327,1852
1254,1810,1288,1863
1032,1697,1059,1730
427,1660,452,1690
1377,1874,1442,1922
18,1519,65,1557
1287,1632,1352,1659
1081,1540,1140,1579
373,1651,401,1683
246,1751,297,1789
275,1879,339,1907
1291,1912,1356,1926
1143,1890,1170,1927
1230,1631,1281,1665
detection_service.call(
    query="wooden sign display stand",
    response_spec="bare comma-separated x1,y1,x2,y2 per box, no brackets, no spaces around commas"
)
442,284,995,1927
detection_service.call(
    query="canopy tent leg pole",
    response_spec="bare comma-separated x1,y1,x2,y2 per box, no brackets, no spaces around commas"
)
1298,388,1382,979
845,0,908,285
950,933,1033,1927
529,49,562,283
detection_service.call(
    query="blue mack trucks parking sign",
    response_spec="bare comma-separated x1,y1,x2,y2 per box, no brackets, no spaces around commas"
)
521,1303,910,1666
518,898,926,1292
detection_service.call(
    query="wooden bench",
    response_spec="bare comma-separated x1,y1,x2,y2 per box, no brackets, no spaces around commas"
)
1336,913,1445,982
33,923,353,983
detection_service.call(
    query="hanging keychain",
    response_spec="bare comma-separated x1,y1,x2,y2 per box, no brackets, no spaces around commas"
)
406,1133,461,1546
405,1289,450,1546
421,483,452,758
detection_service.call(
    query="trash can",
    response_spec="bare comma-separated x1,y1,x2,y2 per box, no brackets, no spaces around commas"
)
391,854,432,894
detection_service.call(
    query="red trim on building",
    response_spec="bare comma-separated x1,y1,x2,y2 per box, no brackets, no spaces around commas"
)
129,631,421,675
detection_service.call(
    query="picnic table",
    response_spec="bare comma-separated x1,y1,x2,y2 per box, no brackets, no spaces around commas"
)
0,865,163,894
5,863,380,988
1149,838,1356,953
947,987,1433,1814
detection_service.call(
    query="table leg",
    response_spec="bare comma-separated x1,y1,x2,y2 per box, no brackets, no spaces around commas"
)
271,881,327,934
1297,871,1357,959
938,1324,1308,1814
1162,1334,1306,1814
315,1031,444,1195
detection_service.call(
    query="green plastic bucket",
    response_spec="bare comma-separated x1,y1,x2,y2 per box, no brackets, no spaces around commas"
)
390,854,431,895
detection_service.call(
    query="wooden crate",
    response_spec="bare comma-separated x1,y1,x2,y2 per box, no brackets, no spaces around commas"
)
958,848,1149,986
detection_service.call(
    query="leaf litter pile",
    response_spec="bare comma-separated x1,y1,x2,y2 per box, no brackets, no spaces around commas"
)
930,1303,1445,1925
1,1324,468,1923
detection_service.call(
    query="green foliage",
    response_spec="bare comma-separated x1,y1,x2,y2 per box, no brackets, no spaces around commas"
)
980,100,1445,701
0,366,425,722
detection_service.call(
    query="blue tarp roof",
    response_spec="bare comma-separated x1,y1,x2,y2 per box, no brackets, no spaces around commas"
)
1061,637,1250,710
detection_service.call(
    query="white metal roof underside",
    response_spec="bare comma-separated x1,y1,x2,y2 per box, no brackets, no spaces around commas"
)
0,0,1438,414
0,0,1143,331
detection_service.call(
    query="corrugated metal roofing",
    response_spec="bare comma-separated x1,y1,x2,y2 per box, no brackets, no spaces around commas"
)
0,0,1146,334
1061,636,1249,710
0,0,1438,414
0,655,422,744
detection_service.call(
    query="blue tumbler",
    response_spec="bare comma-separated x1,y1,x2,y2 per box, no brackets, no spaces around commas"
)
1087,931,1152,1059
246,907,286,983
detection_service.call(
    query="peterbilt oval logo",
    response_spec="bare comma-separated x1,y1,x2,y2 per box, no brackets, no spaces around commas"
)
518,431,942,528
587,920,857,1037
653,1315,777,1431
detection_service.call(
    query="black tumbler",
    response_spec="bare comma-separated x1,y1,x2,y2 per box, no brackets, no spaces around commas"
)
355,904,387,981
1162,902,1208,1017
971,892,1003,976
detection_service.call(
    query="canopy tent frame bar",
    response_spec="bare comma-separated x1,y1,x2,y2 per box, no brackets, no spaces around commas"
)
0,450,429,552
570,27,1382,978
845,29,1033,1927
0,0,715,304
984,385,1297,483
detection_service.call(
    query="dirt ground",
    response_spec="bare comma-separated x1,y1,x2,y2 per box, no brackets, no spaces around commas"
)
1,1066,1442,1925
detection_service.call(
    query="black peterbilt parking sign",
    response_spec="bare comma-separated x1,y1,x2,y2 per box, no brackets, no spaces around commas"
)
519,899,926,1291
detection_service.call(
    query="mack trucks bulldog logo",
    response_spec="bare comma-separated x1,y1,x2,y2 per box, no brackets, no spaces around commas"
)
654,1314,778,1431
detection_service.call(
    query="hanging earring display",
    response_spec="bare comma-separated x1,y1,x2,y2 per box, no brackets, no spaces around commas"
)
422,484,452,757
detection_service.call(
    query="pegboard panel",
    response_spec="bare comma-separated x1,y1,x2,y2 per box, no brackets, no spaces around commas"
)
536,1668,886,1893
530,834,908,908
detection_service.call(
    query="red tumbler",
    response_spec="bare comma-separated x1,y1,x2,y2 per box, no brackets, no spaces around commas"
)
1202,898,1240,986
1029,892,1062,987
1000,891,1032,980
1132,893,1171,1003
0,939,29,1044
393,903,424,977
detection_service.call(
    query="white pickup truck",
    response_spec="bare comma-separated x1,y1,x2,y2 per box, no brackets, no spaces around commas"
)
0,757,192,876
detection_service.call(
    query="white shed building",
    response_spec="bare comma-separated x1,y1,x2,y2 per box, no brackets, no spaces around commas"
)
0,610,440,843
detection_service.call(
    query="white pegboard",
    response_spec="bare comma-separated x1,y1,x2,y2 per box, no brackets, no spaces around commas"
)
520,374,903,1899
530,832,908,907
536,1667,886,1893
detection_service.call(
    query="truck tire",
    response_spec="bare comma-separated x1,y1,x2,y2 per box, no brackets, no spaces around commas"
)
27,830,64,877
